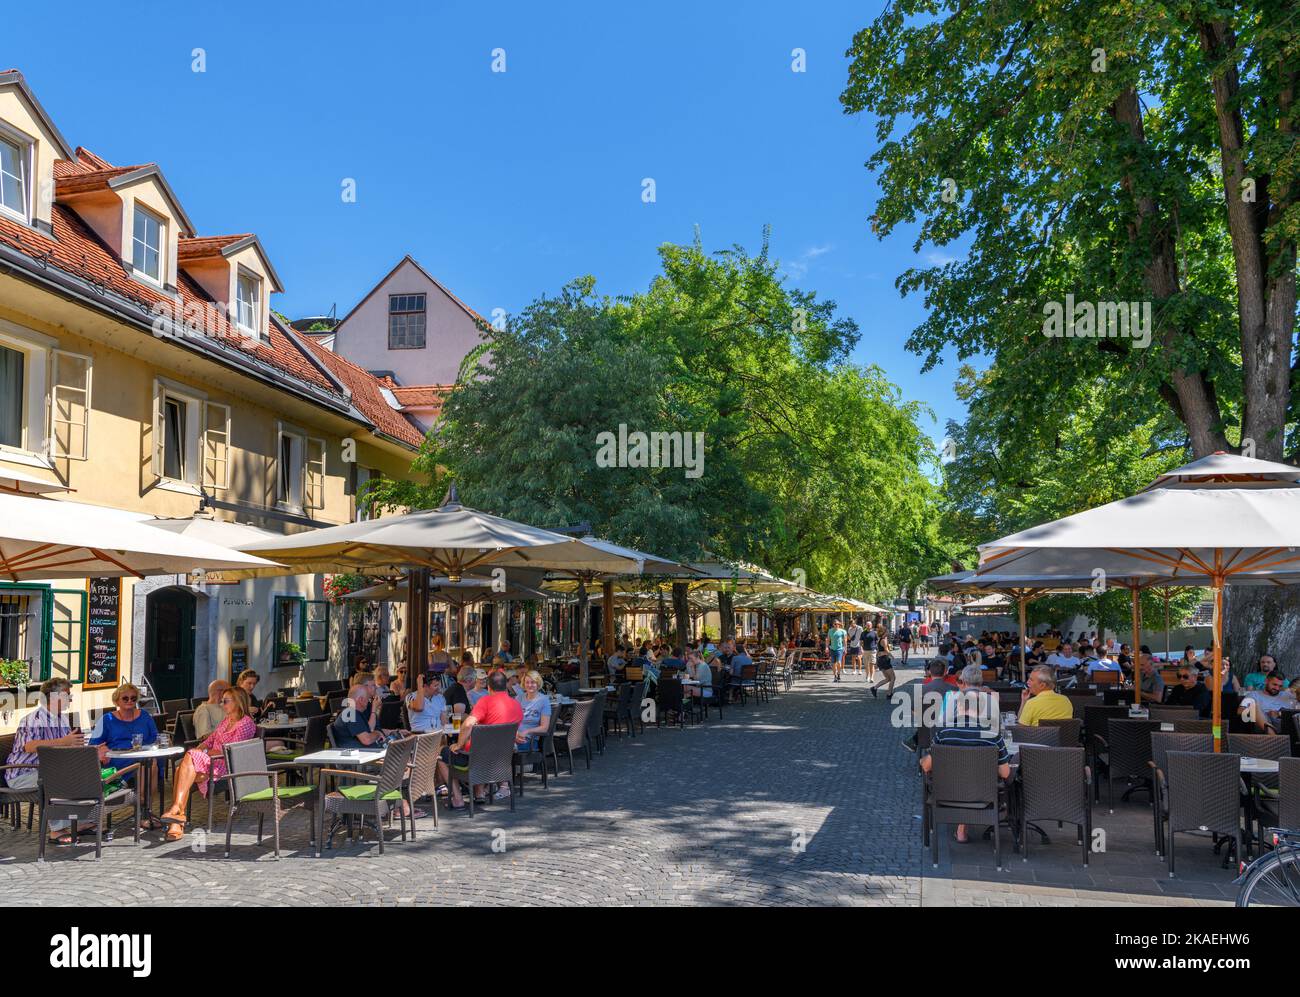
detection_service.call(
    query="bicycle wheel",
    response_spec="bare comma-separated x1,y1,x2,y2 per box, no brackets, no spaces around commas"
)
1236,849,1300,907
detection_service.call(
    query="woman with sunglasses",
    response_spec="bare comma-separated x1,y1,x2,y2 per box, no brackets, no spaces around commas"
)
89,683,159,757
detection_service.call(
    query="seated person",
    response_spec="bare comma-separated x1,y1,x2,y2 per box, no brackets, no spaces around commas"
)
1165,667,1212,717
1046,642,1081,672
1241,671,1298,734
161,687,256,840
728,643,754,678
1017,666,1074,725
515,671,552,752
89,682,159,756
331,682,390,749
1243,654,1277,691
606,646,626,677
1085,650,1122,678
193,679,231,738
235,669,265,719
404,672,447,733
445,664,473,715
1138,654,1165,701
659,647,687,675
495,640,515,663
444,670,523,809
920,685,1012,843
7,678,111,844
466,669,489,708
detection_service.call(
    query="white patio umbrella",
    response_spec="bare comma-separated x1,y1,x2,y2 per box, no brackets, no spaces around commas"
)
0,466,71,495
975,453,1300,745
0,493,280,581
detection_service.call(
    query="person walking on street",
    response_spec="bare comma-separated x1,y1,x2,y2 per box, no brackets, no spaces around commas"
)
828,619,847,683
862,623,879,682
898,622,913,666
846,619,864,677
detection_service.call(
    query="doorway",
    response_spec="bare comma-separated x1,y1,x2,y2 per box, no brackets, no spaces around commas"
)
145,588,196,702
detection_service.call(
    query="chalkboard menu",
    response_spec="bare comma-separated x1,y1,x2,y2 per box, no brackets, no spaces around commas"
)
85,577,121,689
229,644,249,679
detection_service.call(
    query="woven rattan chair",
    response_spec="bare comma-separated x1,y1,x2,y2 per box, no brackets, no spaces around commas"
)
512,715,555,794
292,698,324,720
0,736,39,830
1008,725,1060,746
1096,718,1154,813
1018,744,1092,867
1149,732,1213,857
1254,756,1300,855
556,680,580,698
734,664,762,705
1040,718,1082,747
553,699,595,774
266,714,330,776
1147,705,1197,724
1084,705,1135,800
321,736,416,852
1164,749,1242,877
450,723,518,816
605,683,635,738
656,679,686,729
585,690,608,752
1172,719,1213,734
35,746,140,861
214,737,318,858
403,732,444,833
925,743,1003,871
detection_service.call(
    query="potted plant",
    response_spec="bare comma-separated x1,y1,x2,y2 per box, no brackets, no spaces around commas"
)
0,658,30,693
277,642,307,668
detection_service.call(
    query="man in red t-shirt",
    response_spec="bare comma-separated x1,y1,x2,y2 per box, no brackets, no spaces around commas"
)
446,670,522,808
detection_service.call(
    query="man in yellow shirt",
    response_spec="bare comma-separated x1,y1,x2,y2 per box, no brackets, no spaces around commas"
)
1017,666,1074,725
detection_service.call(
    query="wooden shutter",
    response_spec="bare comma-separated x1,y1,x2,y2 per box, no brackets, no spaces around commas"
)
48,351,92,460
150,379,165,478
202,402,231,491
305,437,326,511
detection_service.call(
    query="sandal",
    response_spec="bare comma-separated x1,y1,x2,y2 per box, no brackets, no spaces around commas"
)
165,823,185,841
48,832,74,846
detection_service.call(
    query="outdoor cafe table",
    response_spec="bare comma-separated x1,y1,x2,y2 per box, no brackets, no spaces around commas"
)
257,717,308,734
296,746,388,854
107,744,185,829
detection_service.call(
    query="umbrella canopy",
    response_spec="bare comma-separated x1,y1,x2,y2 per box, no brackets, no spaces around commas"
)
235,488,642,579
343,575,550,605
148,514,278,546
0,467,71,495
0,493,281,581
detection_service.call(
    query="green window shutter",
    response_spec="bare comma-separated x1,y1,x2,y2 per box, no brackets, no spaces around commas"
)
49,588,87,683
305,600,330,663
273,595,306,669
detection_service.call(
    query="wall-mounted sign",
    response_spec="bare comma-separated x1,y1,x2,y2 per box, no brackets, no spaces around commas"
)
84,577,121,689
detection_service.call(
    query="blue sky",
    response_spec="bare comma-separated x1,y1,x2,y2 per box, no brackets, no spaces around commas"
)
9,0,964,440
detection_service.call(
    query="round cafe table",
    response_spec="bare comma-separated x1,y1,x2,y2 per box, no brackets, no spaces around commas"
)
106,744,185,829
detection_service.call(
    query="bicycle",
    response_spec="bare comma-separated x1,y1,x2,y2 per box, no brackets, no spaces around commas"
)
1235,828,1300,906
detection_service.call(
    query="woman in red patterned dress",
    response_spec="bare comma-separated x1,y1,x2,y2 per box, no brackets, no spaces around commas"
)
161,686,256,841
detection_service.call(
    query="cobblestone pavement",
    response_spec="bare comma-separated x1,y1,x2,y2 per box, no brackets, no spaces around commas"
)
0,672,924,907
0,667,1246,906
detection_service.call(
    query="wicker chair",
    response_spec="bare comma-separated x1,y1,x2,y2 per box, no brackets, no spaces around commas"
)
556,680,580,698
553,700,595,774
214,737,318,858
512,716,555,793
1253,756,1300,855
604,683,635,738
1084,705,1135,798
1018,745,1092,866
403,732,444,833
733,664,762,705
174,711,200,748
450,723,518,816
1040,718,1082,747
924,743,1003,871
1172,719,1213,734
704,667,727,720
1147,705,1197,724
656,679,686,729
0,730,38,830
321,736,417,852
1165,749,1244,876
35,746,140,861
1149,732,1213,857
292,698,324,720
585,690,608,752
1096,718,1154,813
1008,724,1060,746
266,714,330,776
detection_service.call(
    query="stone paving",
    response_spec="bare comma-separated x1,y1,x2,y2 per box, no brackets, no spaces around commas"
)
0,664,1247,906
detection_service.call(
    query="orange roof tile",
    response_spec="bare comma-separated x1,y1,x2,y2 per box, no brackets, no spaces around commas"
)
177,234,254,260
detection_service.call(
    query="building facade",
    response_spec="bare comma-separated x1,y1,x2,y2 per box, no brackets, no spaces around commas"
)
0,70,423,722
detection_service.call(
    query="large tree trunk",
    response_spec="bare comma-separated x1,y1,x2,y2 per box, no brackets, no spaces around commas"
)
1225,587,1300,676
672,582,690,652
717,590,735,643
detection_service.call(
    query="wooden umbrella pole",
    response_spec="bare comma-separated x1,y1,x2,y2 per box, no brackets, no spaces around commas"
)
1164,589,1171,662
602,580,615,657
1212,573,1224,753
1131,586,1142,706
1018,595,1028,682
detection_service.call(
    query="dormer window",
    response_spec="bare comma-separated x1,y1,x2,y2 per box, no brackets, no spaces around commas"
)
236,270,261,334
0,132,29,223
131,205,164,284
388,294,426,349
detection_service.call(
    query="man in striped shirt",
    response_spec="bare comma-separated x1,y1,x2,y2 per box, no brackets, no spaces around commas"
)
920,677,1011,843
5,678,108,840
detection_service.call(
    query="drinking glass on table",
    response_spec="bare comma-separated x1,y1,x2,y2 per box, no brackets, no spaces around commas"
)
157,732,170,748
131,733,143,750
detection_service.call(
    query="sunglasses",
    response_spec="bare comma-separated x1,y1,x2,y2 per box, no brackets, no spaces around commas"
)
118,696,138,703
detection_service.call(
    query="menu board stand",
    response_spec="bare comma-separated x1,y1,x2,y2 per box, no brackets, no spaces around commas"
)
85,577,122,689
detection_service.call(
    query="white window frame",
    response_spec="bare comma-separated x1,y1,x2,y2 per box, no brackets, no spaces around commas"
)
47,349,93,461
0,124,33,225
388,293,427,349
152,378,225,496
276,423,325,513
131,204,166,286
0,320,55,466
354,465,379,521
202,401,231,491
236,269,262,336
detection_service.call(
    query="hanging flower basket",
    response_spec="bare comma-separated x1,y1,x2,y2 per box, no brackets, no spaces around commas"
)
324,573,371,605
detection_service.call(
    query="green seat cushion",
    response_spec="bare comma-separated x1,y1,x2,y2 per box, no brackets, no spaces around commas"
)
243,785,315,802
337,784,402,802
265,750,303,761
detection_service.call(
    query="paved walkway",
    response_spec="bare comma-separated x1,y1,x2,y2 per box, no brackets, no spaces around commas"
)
0,668,1242,905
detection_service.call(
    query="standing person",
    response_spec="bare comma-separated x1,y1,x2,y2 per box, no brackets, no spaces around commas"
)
827,619,847,683
846,619,864,677
898,621,913,666
918,620,930,651
870,633,897,698
862,623,879,683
